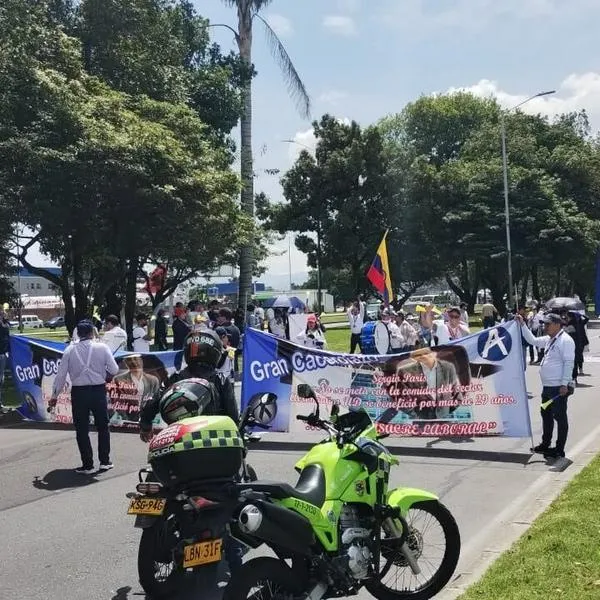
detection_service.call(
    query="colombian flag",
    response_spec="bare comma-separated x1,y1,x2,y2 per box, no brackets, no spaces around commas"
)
366,231,394,303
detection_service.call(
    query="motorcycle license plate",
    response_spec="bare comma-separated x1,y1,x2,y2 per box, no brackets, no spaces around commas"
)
127,497,166,516
183,539,223,568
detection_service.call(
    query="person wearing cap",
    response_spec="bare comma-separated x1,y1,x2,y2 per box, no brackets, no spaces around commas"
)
49,320,119,474
296,314,327,349
434,307,470,345
517,312,575,459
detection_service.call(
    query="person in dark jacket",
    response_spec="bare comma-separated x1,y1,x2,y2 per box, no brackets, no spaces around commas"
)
154,309,168,351
139,329,238,435
171,306,191,351
0,309,10,412
138,327,241,573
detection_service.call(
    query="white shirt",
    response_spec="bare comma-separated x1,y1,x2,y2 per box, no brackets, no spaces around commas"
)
102,326,127,353
399,320,418,346
347,310,364,334
269,318,286,338
132,326,150,353
520,327,575,387
388,322,404,349
296,329,327,349
52,339,119,395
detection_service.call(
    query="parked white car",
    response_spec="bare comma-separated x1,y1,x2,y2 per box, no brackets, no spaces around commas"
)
9,315,44,328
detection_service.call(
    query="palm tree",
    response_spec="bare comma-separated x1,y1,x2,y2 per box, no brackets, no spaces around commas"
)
220,0,310,309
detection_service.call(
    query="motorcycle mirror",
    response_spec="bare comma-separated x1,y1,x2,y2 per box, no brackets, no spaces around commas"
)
297,384,316,399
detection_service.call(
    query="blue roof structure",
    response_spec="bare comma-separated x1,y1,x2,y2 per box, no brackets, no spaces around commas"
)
16,267,62,277
207,282,265,295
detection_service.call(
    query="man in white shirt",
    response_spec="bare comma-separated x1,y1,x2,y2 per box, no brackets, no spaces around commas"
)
132,313,152,353
347,302,364,353
518,312,575,459
101,314,127,353
49,320,119,474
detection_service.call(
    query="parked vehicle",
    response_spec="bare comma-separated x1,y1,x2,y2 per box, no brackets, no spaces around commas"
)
9,315,44,329
44,316,65,329
127,404,265,598
226,384,461,600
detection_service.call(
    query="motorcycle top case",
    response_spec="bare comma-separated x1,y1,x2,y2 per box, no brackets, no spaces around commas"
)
147,415,243,486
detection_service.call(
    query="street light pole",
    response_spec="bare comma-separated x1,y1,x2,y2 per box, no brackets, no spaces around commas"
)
502,89,556,310
282,138,322,311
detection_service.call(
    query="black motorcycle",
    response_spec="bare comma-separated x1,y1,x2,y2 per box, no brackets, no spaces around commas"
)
127,406,265,598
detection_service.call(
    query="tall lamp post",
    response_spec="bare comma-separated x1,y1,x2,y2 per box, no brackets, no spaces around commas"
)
502,90,556,310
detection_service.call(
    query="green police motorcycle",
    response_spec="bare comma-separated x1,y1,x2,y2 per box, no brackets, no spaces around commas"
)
227,384,460,600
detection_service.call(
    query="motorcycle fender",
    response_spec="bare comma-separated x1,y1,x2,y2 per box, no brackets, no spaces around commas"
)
134,515,160,529
386,487,438,515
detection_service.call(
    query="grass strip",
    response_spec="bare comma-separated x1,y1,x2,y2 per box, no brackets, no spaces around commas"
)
458,453,600,600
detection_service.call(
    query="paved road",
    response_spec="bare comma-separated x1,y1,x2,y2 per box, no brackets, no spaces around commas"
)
2,337,600,599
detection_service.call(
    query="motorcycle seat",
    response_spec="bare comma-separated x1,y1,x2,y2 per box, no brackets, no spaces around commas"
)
237,464,326,508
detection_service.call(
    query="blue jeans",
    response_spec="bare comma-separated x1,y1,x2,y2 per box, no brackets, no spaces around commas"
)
0,353,6,405
71,384,110,468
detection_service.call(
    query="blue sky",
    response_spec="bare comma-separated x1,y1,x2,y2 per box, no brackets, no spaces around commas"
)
194,0,600,288
29,0,600,289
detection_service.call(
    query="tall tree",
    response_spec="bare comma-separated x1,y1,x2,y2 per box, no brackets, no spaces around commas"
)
220,0,310,309
0,0,245,333
265,115,399,301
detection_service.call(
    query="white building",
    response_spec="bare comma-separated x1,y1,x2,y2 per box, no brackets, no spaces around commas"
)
9,267,62,298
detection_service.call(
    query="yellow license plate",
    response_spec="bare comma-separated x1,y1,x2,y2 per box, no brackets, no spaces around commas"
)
127,497,166,516
183,539,223,568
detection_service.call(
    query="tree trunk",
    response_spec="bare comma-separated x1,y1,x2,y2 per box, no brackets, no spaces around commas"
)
61,284,76,336
71,236,89,323
556,265,561,297
519,271,528,307
124,257,138,350
236,9,254,312
531,265,540,304
104,284,123,319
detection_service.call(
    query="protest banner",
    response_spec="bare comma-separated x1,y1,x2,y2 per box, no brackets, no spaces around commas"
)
241,321,532,438
10,336,181,429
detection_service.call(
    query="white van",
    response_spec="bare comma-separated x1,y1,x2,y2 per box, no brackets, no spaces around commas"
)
20,315,44,328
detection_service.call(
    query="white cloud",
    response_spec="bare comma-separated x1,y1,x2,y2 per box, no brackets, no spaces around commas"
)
318,90,349,107
265,13,293,37
287,118,352,162
448,72,600,131
322,15,358,36
286,128,318,162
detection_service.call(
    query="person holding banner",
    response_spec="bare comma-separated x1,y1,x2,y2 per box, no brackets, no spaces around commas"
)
517,313,575,459
49,320,119,474
296,314,327,349
0,309,9,413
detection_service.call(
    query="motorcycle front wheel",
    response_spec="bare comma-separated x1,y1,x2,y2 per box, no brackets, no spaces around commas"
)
365,500,461,600
138,512,185,598
223,557,303,600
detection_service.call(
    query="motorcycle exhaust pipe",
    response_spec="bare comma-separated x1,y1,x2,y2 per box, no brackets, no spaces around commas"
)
236,500,314,556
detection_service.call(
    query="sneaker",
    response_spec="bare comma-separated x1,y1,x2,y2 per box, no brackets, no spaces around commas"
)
543,447,565,459
98,463,114,471
532,444,550,454
75,467,96,475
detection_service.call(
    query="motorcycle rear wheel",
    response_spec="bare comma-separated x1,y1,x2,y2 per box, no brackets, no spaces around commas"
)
224,557,303,600
365,500,460,600
138,513,185,599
